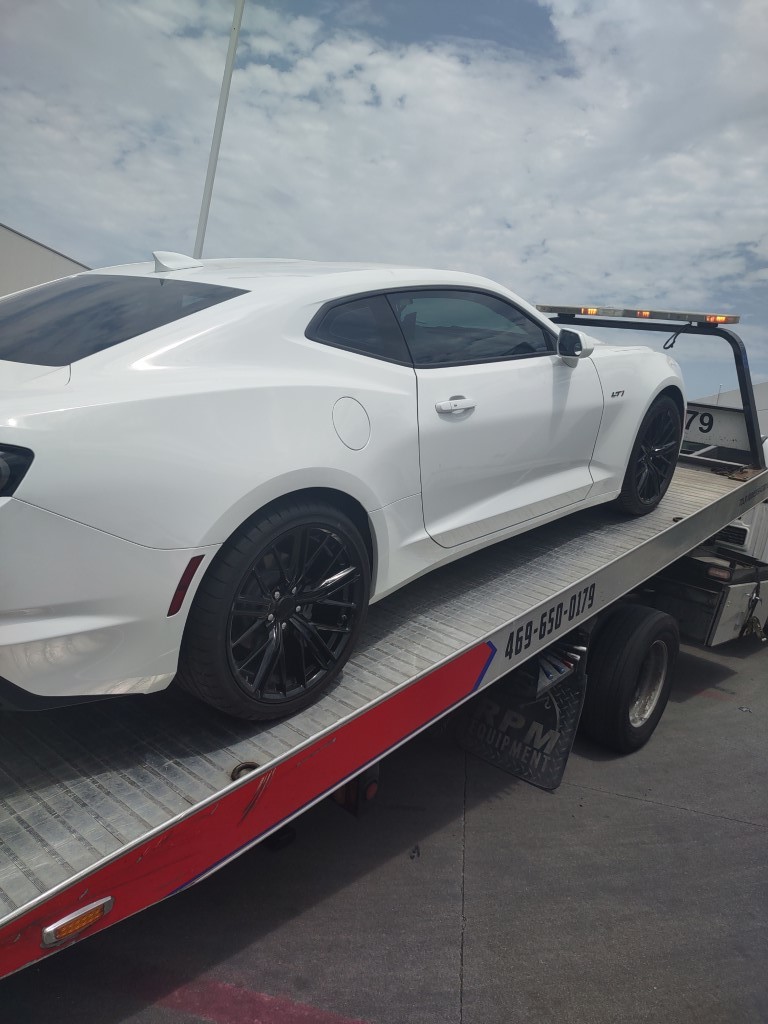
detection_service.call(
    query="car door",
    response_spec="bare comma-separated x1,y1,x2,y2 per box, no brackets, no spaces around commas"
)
387,289,605,548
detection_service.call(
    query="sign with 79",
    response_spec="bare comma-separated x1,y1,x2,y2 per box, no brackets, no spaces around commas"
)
683,403,750,450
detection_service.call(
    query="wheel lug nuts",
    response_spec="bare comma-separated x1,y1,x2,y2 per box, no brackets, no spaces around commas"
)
274,591,281,599
267,613,274,622
291,587,297,595
295,605,302,613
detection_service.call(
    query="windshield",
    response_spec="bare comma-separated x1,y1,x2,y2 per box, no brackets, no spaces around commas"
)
0,274,246,366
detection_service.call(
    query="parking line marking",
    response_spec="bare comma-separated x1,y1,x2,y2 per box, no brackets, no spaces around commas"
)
160,977,368,1024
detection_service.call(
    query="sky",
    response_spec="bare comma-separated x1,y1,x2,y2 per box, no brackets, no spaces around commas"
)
1,0,766,397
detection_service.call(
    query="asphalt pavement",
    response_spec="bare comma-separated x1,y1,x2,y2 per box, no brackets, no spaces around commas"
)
3,637,766,1024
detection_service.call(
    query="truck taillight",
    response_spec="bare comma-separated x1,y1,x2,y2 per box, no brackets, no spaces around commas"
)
707,565,733,582
0,445,35,496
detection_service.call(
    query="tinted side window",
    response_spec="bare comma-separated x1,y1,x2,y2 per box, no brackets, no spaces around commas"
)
388,289,553,367
306,295,411,365
0,274,247,366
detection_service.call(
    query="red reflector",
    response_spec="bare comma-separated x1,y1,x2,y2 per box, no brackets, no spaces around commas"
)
706,566,733,582
168,555,205,616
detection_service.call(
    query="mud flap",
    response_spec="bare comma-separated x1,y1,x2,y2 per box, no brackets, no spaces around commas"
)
457,639,588,791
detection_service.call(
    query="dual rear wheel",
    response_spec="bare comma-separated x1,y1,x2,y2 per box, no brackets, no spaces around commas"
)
580,604,680,754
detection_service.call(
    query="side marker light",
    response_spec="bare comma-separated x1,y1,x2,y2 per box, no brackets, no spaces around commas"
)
168,555,206,616
42,897,114,947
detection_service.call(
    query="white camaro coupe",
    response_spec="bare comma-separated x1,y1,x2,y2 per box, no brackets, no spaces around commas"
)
0,254,684,718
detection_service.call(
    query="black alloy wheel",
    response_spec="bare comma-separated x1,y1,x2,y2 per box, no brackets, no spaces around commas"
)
227,522,365,705
617,395,682,515
177,500,370,720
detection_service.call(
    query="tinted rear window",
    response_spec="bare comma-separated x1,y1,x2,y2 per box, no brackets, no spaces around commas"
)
0,274,246,366
306,294,411,364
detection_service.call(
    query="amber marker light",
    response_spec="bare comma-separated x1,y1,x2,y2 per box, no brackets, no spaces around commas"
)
41,897,114,947
536,304,741,325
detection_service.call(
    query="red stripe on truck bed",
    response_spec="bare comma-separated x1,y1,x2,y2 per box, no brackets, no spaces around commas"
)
0,640,495,978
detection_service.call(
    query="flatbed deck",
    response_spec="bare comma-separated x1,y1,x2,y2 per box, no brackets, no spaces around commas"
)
2,462,767,976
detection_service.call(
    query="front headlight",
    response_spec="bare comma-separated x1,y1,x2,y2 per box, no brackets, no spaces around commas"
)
0,445,35,496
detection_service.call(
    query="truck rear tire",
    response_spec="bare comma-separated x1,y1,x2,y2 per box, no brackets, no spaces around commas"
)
580,604,679,753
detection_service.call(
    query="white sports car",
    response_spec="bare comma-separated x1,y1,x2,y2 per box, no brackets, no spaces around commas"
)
0,254,684,718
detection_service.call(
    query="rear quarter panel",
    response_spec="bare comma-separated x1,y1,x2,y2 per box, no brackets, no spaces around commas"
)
5,308,420,549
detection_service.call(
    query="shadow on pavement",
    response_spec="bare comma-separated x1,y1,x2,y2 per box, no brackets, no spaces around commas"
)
667,647,740,702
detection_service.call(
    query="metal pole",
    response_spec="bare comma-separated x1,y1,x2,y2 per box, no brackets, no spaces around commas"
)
193,0,246,259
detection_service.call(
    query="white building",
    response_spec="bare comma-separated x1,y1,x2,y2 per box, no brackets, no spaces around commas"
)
698,381,768,432
0,222,88,297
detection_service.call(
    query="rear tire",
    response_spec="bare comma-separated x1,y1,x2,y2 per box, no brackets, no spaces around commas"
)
177,500,370,720
579,604,679,754
617,395,682,516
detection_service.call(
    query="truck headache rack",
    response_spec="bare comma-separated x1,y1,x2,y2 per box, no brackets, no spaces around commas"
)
538,305,766,473
1,458,767,979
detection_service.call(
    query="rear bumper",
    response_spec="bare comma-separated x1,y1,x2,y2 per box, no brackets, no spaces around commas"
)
0,497,218,701
0,673,123,710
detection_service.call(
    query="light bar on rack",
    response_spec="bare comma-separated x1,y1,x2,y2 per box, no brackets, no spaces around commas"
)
536,304,740,325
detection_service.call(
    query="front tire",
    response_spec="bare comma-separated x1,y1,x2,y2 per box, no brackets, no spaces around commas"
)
617,395,682,516
177,500,370,720
579,604,679,754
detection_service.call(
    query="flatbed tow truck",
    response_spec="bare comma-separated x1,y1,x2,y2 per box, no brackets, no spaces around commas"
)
1,309,766,981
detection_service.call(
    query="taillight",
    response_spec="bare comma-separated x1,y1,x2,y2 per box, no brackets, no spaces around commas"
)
0,445,35,496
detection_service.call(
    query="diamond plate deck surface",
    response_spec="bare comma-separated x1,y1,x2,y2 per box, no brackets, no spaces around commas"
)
0,466,762,920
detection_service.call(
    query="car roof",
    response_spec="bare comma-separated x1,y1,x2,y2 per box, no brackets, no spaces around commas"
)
89,258,520,307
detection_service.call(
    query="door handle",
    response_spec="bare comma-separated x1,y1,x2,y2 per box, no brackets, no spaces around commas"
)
435,396,476,414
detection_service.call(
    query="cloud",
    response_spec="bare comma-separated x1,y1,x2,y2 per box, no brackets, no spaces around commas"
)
1,0,766,388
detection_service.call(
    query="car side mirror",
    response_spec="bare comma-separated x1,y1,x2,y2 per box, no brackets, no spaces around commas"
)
558,328,594,368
